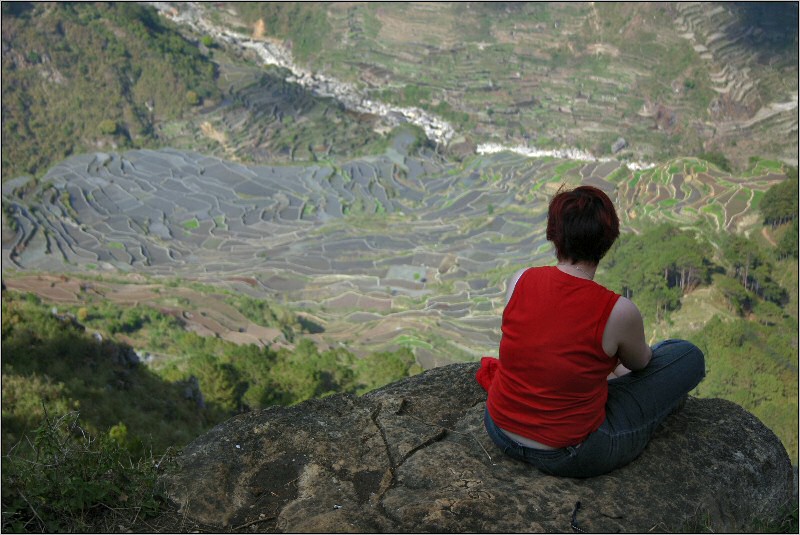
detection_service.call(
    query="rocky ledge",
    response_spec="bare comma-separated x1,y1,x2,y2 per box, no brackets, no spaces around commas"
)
160,363,792,532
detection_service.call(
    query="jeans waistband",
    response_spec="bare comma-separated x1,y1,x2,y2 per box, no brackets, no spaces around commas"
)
500,426,583,452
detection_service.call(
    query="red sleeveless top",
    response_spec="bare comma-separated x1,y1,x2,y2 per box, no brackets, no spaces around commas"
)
485,266,620,447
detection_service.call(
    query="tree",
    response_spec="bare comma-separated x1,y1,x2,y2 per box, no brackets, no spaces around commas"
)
715,275,752,315
753,300,784,326
777,218,798,260
194,354,240,412
722,235,787,304
760,169,798,227
697,151,731,172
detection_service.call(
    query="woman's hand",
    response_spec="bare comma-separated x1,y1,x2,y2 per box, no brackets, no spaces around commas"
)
607,362,633,380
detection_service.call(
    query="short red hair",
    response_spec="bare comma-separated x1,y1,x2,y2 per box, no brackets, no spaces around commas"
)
546,185,619,264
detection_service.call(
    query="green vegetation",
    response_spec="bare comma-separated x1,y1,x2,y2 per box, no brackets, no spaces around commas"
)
181,218,200,231
600,224,712,324
2,411,167,533
185,90,201,106
98,119,119,136
720,233,788,305
777,219,799,260
2,289,422,531
760,167,798,227
215,71,391,164
2,2,220,180
368,85,473,132
1,294,209,456
224,294,322,342
696,151,732,173
688,315,797,463
2,289,420,448
597,221,797,461
226,3,331,63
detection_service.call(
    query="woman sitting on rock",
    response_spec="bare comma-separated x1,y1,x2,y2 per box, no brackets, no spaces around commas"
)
477,185,705,478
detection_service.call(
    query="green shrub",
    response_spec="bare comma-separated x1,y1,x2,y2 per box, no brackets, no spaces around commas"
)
98,119,118,136
2,294,210,456
185,90,201,106
696,151,731,172
777,219,799,259
1,411,166,533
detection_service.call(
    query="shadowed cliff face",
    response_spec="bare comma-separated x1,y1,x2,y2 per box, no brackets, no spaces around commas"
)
160,363,792,533
728,3,799,54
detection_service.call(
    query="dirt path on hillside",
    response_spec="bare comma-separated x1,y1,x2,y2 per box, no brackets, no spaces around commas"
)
762,226,777,246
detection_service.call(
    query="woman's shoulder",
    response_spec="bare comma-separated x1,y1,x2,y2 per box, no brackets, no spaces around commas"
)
504,265,554,303
505,268,528,304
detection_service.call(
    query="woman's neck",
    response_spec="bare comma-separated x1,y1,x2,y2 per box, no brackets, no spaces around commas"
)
556,260,597,280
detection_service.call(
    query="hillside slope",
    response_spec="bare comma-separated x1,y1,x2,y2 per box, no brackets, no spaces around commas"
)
0,2,389,181
1,3,219,179
2,2,797,183
225,1,798,167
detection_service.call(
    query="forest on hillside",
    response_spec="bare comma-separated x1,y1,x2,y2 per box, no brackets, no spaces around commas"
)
1,2,221,180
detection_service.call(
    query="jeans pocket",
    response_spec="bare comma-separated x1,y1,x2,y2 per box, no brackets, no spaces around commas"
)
521,447,576,475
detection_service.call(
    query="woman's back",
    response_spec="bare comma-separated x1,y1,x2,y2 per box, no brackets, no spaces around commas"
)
480,185,704,477
487,266,620,447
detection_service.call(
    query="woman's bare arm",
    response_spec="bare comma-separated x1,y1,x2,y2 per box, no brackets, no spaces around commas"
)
602,297,652,371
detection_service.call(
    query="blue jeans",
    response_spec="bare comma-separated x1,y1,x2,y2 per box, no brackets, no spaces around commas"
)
484,339,705,478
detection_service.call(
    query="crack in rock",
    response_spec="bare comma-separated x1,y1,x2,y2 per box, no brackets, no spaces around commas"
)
159,364,794,533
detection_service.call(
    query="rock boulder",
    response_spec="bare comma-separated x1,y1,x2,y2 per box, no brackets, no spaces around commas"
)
160,363,793,532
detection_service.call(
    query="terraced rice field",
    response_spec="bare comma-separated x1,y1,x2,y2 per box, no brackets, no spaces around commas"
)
313,2,797,168
1,134,785,367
